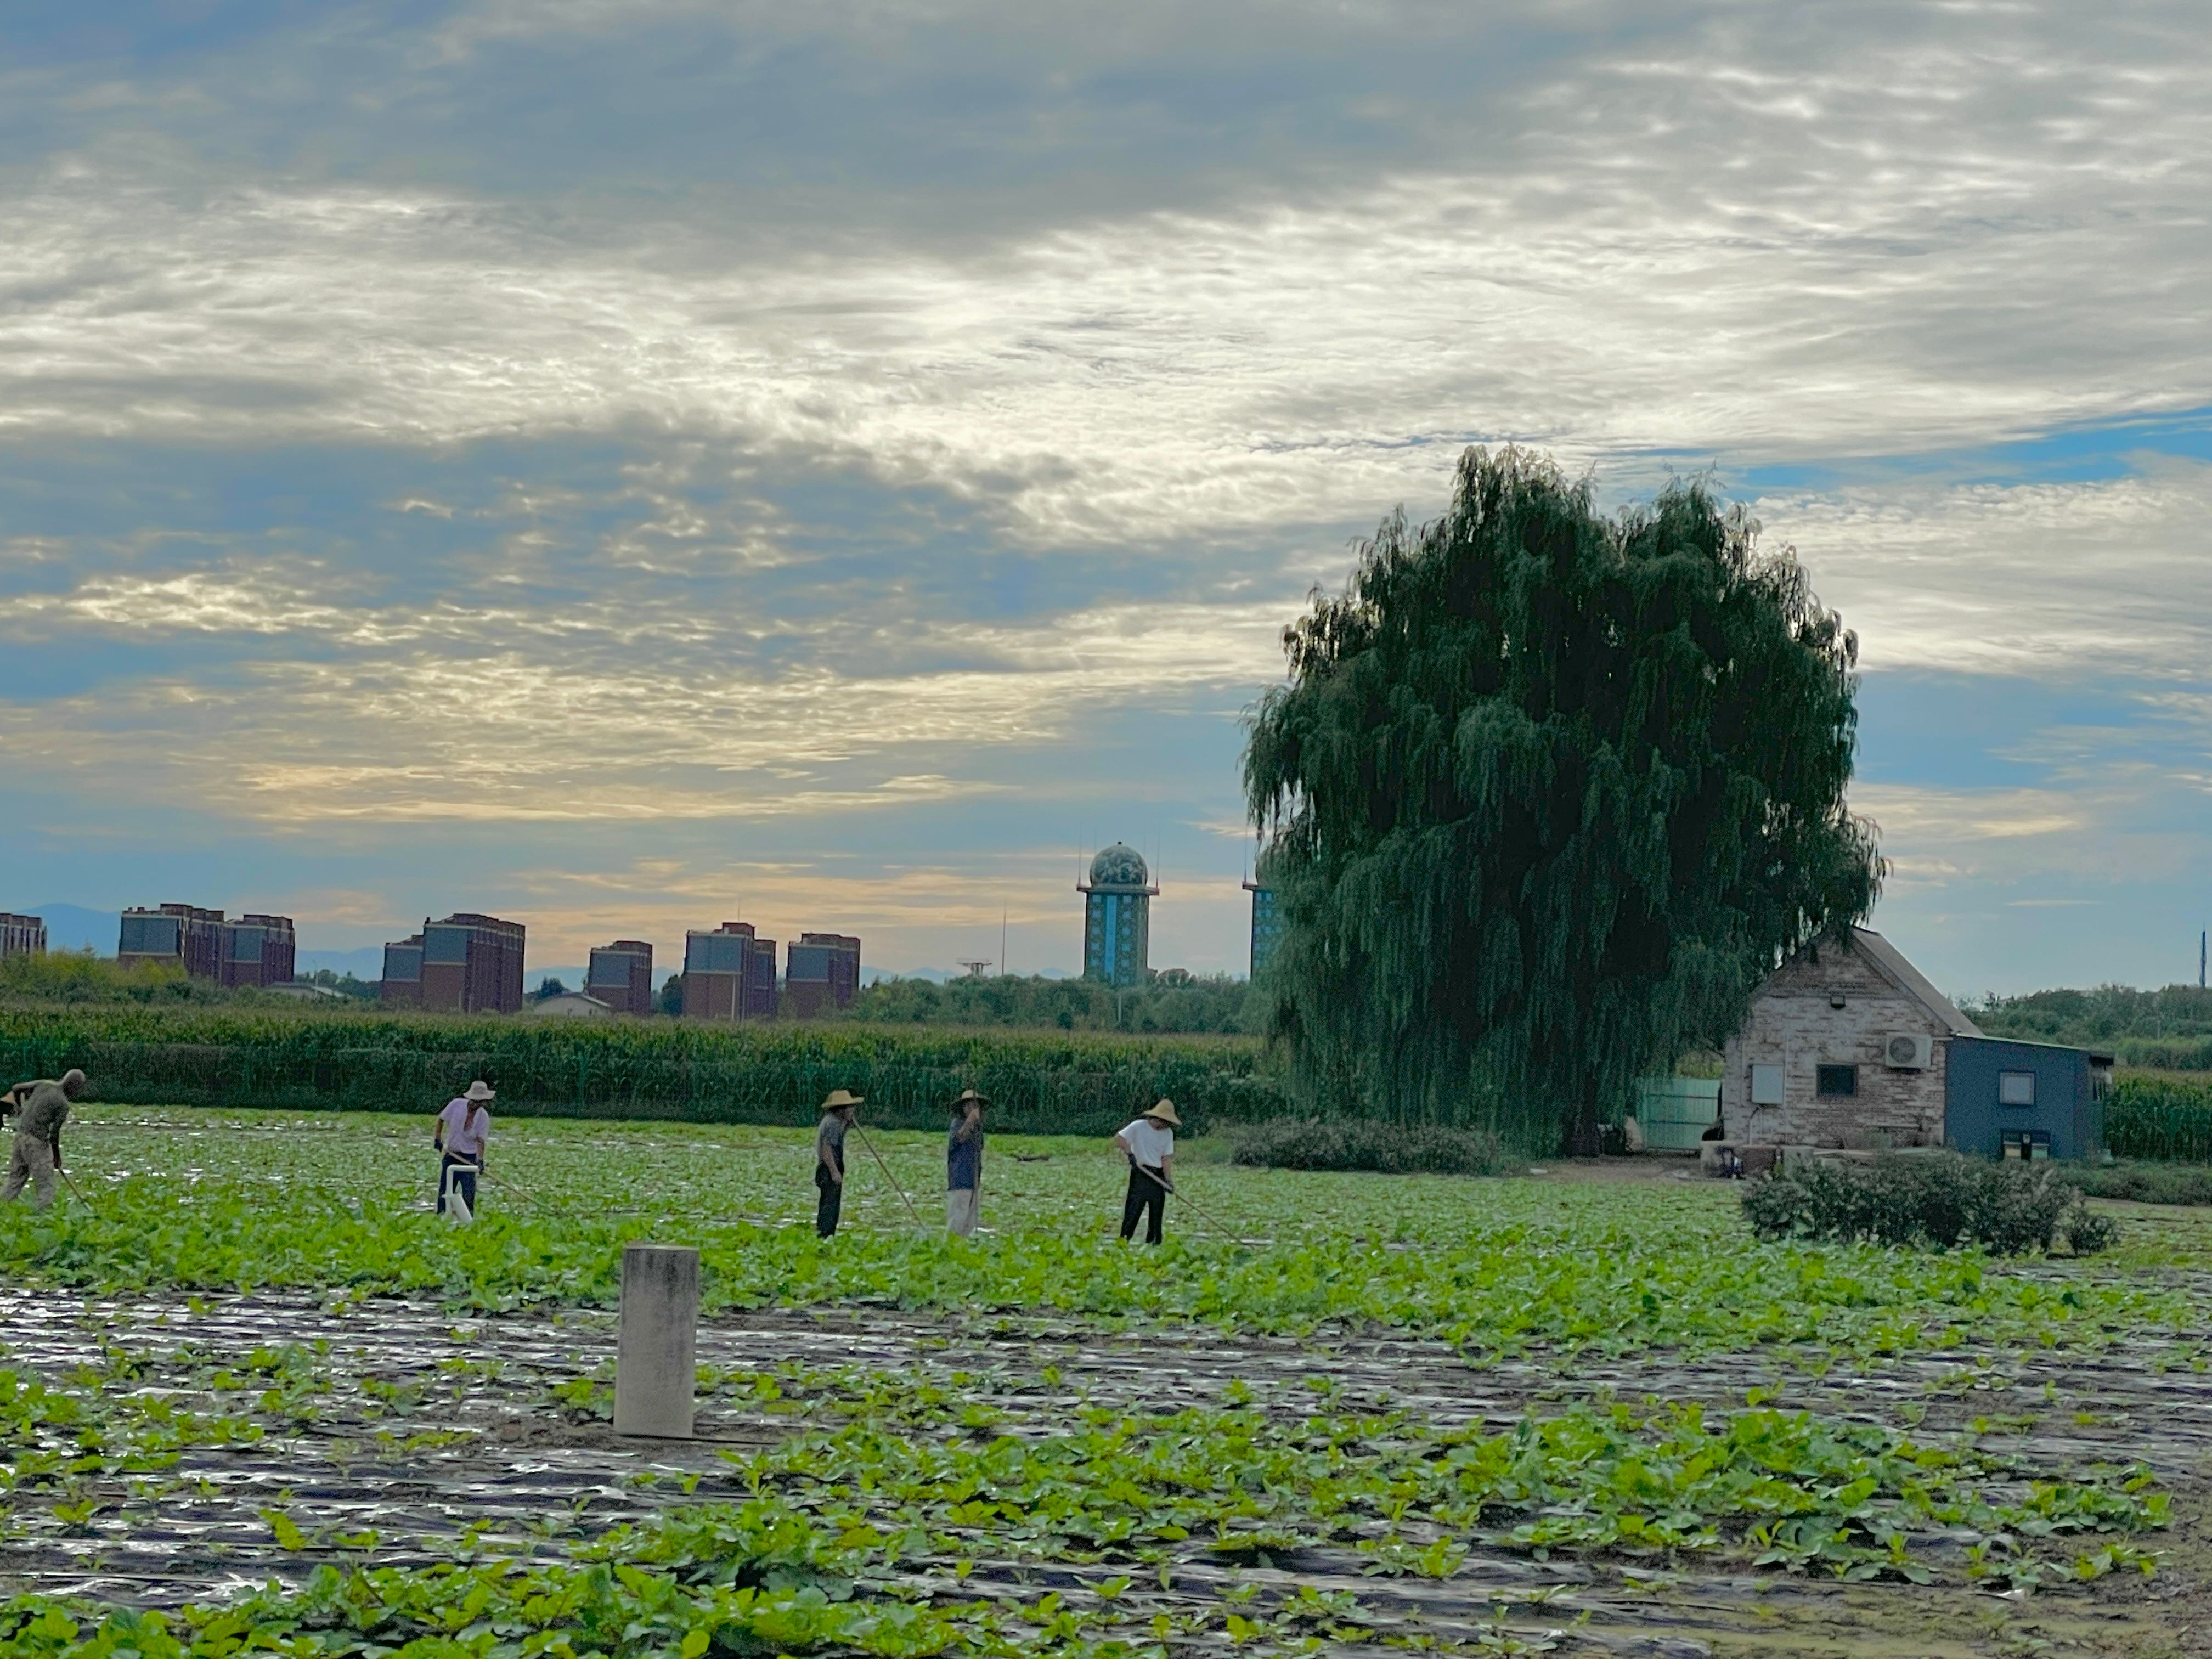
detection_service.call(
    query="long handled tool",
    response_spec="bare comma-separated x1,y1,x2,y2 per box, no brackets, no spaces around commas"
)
1132,1160,1262,1246
57,1164,100,1217
855,1123,923,1226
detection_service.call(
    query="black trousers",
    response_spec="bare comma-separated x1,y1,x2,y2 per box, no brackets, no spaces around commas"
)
1120,1165,1166,1244
438,1154,478,1215
815,1167,844,1237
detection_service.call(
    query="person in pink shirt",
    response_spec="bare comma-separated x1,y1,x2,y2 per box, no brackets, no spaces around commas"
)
433,1080,494,1217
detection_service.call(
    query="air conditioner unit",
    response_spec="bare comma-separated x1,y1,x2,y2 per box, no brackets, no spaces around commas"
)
1884,1032,1933,1070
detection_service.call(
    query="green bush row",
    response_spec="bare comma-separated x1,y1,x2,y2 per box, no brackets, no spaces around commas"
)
2068,1160,2212,1206
1741,1152,2113,1255
1228,1117,1509,1175
0,1005,1288,1135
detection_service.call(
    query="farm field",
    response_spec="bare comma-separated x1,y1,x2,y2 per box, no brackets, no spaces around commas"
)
3,1108,2211,1657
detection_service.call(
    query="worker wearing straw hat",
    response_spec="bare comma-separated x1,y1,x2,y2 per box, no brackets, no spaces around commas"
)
433,1081,494,1220
3,1069,87,1209
815,1089,863,1237
945,1088,988,1237
1113,1098,1181,1245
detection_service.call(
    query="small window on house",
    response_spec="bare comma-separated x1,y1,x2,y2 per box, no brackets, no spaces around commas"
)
1998,1071,2036,1108
1816,1064,1858,1097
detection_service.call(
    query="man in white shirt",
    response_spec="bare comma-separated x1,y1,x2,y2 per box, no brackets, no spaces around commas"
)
434,1081,494,1218
1113,1098,1180,1244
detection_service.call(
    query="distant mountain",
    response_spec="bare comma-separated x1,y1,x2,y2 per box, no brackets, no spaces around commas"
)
22,904,119,954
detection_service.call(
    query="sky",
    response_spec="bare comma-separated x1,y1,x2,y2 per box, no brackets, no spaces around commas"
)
1,1,2209,996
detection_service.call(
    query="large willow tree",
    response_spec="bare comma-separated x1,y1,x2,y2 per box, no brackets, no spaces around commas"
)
1244,447,1883,1153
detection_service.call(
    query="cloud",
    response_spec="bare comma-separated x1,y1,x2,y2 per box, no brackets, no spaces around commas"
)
4,2,2212,988
3,0,2210,548
1758,464,2212,680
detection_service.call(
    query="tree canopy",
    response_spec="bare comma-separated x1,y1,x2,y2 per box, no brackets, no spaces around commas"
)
1244,447,1882,1152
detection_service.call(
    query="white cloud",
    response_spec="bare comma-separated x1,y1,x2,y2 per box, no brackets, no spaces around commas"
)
2,1,2208,551
1759,466,2212,680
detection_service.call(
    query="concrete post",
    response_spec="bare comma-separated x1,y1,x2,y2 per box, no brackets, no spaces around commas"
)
614,1243,698,1438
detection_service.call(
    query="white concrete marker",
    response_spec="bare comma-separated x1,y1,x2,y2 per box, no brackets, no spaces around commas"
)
614,1243,698,1438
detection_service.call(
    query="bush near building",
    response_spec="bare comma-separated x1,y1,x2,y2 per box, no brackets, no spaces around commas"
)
1741,1152,2113,1256
2069,1160,2212,1207
0,1003,1285,1135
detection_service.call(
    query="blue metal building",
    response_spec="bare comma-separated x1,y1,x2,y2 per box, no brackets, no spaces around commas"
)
1943,1036,2112,1160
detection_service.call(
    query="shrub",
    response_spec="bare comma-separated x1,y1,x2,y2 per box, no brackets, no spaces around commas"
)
1229,1118,1508,1176
1741,1152,2111,1255
0,951,230,1005
2061,1205,2120,1255
2066,1160,2212,1207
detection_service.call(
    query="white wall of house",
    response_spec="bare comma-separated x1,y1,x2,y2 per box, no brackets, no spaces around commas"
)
1720,937,1951,1147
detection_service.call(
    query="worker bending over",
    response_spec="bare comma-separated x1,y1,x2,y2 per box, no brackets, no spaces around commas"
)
1114,1098,1180,1245
433,1081,494,1218
3,1068,88,1209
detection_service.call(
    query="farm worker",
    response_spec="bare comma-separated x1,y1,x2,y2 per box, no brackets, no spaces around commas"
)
2,1069,88,1209
815,1089,862,1238
1114,1098,1180,1245
433,1081,494,1218
945,1088,988,1237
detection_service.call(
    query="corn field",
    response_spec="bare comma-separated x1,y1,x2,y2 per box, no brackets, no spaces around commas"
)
0,1005,1286,1134
2104,1071,2212,1163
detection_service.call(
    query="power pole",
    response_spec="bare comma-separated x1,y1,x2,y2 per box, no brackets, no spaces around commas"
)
2200,930,2205,990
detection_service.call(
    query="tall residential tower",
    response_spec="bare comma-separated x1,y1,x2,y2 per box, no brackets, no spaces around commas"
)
1079,843,1156,987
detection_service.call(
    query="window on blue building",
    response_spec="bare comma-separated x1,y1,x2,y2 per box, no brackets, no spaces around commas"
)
1998,1071,2036,1107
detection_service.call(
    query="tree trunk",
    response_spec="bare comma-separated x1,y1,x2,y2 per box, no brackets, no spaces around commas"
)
1563,1083,1602,1159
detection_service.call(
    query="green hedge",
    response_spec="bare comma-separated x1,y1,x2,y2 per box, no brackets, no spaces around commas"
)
1229,1118,1509,1175
2105,1072,2212,1162
0,1005,1289,1136
1741,1152,2113,1255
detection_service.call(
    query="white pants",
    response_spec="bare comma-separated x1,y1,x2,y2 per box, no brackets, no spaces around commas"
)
946,1187,979,1237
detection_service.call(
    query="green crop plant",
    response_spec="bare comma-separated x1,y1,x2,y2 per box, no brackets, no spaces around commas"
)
2104,1071,2212,1162
0,1385,2169,1658
2,1109,2193,1368
0,1106,2197,1659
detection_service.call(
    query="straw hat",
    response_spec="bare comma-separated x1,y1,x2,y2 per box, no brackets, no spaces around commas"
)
821,1088,865,1112
953,1087,989,1109
1143,1098,1182,1127
463,1080,496,1102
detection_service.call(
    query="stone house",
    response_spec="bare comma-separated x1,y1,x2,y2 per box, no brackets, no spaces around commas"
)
1719,927,1980,1148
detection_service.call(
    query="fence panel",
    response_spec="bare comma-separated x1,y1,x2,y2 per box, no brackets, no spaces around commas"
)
1634,1076,1719,1150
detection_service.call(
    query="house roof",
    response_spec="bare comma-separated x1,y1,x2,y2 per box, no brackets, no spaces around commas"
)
527,991,614,1018
1850,927,1982,1037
